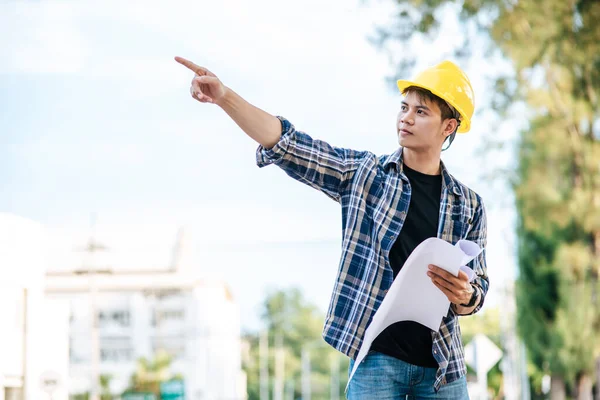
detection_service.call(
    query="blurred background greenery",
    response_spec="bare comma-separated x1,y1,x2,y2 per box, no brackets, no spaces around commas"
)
243,1,600,399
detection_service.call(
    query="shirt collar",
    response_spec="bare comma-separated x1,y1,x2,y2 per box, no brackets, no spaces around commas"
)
383,147,463,197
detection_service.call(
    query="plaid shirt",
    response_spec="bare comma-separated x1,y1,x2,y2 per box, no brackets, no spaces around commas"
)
256,117,489,391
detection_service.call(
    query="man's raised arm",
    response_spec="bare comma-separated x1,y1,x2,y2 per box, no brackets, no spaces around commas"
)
175,56,282,149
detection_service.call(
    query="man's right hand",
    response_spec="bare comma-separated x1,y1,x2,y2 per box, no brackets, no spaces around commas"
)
175,56,227,105
174,55,282,148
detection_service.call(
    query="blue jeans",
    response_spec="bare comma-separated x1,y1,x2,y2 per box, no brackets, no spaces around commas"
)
347,351,469,399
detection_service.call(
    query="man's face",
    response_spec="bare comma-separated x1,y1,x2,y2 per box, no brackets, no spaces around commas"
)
396,92,447,151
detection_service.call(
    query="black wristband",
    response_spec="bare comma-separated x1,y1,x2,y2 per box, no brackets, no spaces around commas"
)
460,285,479,308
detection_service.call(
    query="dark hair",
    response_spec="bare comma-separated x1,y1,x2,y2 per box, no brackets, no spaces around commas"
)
401,86,459,123
402,85,461,150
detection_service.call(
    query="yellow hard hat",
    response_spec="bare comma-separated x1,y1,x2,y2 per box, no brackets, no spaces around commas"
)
397,61,475,133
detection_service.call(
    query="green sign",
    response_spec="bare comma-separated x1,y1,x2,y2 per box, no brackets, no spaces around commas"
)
160,380,185,400
122,393,156,400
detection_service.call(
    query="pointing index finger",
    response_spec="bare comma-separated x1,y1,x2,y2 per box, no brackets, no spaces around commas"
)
174,56,207,75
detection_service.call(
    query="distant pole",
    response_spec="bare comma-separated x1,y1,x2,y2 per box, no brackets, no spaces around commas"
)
21,288,28,400
330,353,339,400
596,358,600,400
273,334,284,400
84,213,106,400
301,348,311,400
259,330,269,400
89,277,100,400
284,379,294,400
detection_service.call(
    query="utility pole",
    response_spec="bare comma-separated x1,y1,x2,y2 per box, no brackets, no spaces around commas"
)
259,330,269,400
284,380,294,400
301,348,311,400
81,213,107,400
330,353,340,400
89,267,100,400
273,334,284,400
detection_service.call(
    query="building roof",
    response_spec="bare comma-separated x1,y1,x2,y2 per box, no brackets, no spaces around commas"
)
45,270,234,301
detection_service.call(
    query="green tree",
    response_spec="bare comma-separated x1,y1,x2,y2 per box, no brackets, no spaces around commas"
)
70,374,114,400
100,374,113,400
372,0,600,398
243,288,349,400
123,350,183,398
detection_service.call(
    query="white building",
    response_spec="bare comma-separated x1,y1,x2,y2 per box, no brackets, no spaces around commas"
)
0,213,70,400
44,229,246,400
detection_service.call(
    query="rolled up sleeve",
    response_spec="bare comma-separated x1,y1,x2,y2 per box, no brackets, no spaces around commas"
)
256,116,370,202
256,116,296,167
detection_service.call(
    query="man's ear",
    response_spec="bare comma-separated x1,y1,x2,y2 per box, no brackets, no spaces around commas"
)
443,119,459,138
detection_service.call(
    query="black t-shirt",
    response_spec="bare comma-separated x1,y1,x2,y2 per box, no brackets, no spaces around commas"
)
370,163,442,368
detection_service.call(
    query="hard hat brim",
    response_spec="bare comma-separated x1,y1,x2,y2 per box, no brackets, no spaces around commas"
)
397,79,471,133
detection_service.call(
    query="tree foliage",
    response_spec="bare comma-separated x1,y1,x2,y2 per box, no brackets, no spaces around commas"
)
373,0,600,397
243,288,349,400
123,350,183,398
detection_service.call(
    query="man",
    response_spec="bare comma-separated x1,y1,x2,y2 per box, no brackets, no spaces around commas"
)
175,56,488,399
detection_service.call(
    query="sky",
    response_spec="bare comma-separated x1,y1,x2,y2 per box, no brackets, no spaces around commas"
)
1,0,520,332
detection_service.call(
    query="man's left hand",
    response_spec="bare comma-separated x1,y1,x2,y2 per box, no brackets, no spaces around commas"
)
427,264,473,306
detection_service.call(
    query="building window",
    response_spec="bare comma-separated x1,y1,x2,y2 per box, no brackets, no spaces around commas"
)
98,310,130,327
151,309,185,326
100,337,133,363
100,347,133,362
70,339,87,364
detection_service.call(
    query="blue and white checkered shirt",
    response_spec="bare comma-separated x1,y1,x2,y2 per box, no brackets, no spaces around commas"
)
256,117,489,391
